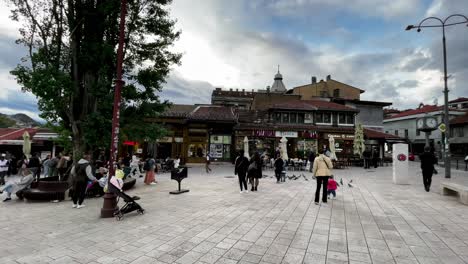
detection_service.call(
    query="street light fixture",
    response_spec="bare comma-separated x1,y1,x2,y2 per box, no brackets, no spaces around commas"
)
406,14,468,179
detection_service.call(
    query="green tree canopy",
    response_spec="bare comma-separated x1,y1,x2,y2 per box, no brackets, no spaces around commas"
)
9,0,181,157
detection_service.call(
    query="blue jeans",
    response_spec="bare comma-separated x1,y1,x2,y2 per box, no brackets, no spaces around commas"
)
327,190,336,197
2,182,14,197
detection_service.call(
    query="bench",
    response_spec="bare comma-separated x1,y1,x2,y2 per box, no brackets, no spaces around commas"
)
21,180,69,201
122,177,136,191
441,182,468,205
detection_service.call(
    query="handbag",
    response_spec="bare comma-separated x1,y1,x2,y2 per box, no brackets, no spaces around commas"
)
248,162,257,172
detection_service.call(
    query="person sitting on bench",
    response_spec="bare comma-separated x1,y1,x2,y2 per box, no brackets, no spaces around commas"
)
1,165,34,202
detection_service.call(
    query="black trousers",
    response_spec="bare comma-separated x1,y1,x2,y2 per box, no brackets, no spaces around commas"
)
275,170,281,182
238,172,247,191
315,176,329,203
422,170,433,189
72,181,88,205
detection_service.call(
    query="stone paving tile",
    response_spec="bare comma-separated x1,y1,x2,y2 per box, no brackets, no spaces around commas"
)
2,164,468,263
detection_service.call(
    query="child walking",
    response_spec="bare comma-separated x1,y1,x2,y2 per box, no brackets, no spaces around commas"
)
327,176,338,200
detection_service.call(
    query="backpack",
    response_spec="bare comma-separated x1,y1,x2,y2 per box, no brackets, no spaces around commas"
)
143,160,150,171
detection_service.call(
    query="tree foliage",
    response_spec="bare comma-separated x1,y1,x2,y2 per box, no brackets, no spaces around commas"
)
9,0,181,157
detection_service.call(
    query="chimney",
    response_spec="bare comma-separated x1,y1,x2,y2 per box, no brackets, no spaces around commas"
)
236,88,238,92
229,88,233,92
311,76,316,84
242,89,245,94
266,86,270,93
326,75,331,81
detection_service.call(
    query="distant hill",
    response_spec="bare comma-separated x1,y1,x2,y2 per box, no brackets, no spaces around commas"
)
0,113,40,128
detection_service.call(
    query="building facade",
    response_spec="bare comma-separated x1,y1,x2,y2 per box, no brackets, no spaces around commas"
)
383,104,466,155
450,112,468,156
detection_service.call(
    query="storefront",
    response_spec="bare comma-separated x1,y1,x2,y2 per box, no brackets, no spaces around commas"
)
209,134,232,161
320,133,355,158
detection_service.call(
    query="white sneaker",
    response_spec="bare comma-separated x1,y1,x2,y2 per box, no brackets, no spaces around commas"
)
245,190,249,193
77,204,85,209
72,204,77,208
240,191,243,194
150,182,156,185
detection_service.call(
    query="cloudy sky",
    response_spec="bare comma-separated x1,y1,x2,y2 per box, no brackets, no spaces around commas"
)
0,0,467,120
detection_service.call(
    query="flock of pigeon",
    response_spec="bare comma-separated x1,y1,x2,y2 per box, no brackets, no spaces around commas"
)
262,173,354,187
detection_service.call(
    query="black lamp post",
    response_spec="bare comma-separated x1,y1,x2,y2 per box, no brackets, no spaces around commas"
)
406,14,468,179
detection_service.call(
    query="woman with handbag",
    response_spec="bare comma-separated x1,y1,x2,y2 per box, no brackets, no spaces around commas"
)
247,152,262,192
312,149,333,205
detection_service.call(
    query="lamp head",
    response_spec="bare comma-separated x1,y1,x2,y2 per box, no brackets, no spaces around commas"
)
405,25,414,31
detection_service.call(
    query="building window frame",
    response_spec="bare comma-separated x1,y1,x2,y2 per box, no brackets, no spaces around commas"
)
338,113,354,126
316,112,333,125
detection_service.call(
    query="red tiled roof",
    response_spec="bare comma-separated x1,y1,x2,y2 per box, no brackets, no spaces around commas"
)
449,97,468,104
161,104,197,118
0,128,37,140
189,106,237,122
385,105,463,119
236,123,355,133
271,100,358,112
364,128,402,139
450,112,468,125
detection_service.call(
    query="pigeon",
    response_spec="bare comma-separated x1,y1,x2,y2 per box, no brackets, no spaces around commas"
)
349,179,353,183
302,174,309,181
348,183,353,188
340,178,343,185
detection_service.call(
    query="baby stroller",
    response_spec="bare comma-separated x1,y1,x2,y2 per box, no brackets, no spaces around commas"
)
108,181,145,221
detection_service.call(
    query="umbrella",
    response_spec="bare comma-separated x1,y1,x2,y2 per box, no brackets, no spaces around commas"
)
22,131,31,158
280,136,288,160
243,136,250,159
353,123,365,158
328,135,337,161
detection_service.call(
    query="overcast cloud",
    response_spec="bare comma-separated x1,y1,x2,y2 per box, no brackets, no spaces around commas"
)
0,0,467,120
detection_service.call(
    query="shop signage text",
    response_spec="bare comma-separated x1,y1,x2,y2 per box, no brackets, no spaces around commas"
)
324,133,354,140
275,131,298,138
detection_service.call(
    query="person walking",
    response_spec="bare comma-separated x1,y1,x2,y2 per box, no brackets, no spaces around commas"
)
274,154,284,183
0,154,8,186
205,153,212,173
70,153,97,208
247,152,262,192
27,153,41,181
130,155,141,178
362,148,371,169
234,151,249,193
419,146,437,192
371,147,379,168
327,176,338,200
57,153,69,179
312,149,333,205
0,165,34,202
143,156,156,185
48,154,59,177
308,150,316,172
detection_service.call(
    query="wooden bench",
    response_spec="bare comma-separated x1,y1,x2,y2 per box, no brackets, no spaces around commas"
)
21,180,69,201
441,182,468,205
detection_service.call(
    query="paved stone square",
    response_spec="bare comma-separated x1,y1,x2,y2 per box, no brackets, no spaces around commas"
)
1,163,468,264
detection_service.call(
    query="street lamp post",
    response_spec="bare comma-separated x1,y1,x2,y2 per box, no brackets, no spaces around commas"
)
406,14,468,179
101,0,128,218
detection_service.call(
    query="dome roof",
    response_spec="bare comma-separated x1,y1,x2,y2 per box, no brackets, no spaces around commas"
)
274,72,283,80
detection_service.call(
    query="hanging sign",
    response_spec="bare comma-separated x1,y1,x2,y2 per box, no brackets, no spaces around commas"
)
275,131,298,138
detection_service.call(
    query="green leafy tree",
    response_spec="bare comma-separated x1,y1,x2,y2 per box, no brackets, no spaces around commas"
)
9,0,181,158
353,123,365,158
0,115,16,128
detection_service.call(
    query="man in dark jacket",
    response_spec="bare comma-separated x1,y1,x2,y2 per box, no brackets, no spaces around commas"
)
235,151,249,193
274,154,285,183
420,146,437,192
308,150,316,172
363,148,371,169
27,153,41,181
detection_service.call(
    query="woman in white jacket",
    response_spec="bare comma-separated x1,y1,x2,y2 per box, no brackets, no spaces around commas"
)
130,155,141,178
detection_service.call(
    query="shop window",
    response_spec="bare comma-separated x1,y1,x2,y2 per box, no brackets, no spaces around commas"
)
187,143,206,158
297,113,305,123
404,129,408,138
304,113,313,124
416,129,420,136
452,127,464,137
282,113,289,123
316,112,332,124
323,113,331,123
394,130,398,136
290,113,297,123
338,113,354,125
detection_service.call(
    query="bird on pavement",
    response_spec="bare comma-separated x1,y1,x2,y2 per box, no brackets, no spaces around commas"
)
340,178,343,185
348,183,353,188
